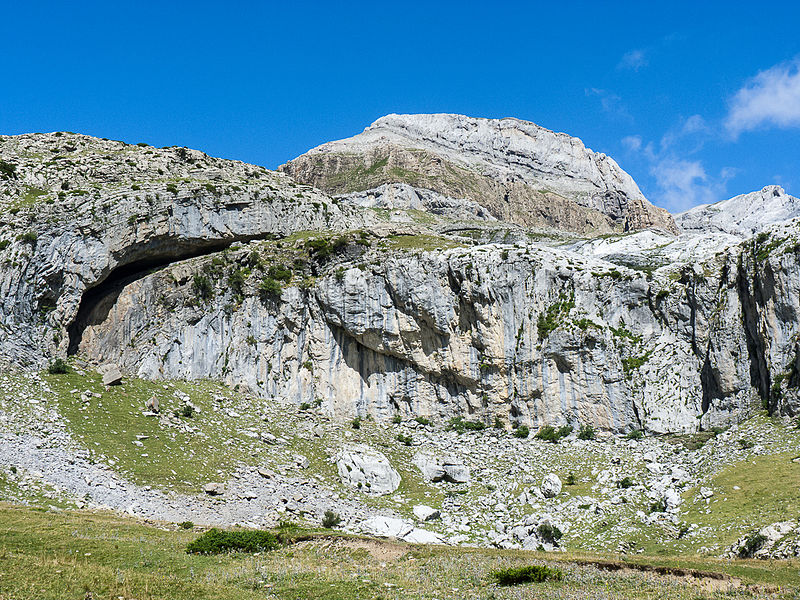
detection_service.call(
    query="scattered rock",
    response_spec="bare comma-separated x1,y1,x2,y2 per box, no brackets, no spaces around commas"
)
541,473,562,498
203,482,224,496
336,444,400,495
100,364,123,386
413,504,441,522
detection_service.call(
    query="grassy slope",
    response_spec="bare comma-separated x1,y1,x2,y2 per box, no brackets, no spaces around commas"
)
0,504,797,600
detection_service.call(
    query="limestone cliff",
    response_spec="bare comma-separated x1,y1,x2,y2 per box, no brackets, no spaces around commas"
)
280,113,678,235
1,130,798,436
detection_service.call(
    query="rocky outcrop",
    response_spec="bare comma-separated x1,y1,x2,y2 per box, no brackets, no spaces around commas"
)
281,113,677,235
676,185,800,236
0,132,370,366
2,131,799,434
335,444,401,495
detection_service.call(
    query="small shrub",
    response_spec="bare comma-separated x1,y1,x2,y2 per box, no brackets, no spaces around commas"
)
391,414,402,424
0,159,18,180
617,476,635,489
186,528,281,555
17,231,38,244
351,417,361,430
258,277,281,301
577,424,595,440
626,429,643,440
494,416,504,429
47,358,70,374
566,472,576,485
299,402,311,411
491,565,563,585
321,510,342,529
174,404,195,419
738,532,767,558
513,425,530,438
557,425,573,439
649,498,667,514
267,264,292,283
535,425,558,442
166,183,178,194
536,522,563,545
192,274,214,301
738,439,755,450
396,433,413,446
179,521,194,529
447,417,485,434
414,416,431,426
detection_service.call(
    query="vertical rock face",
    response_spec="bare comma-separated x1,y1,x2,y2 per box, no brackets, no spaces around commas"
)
1,129,799,434
280,113,678,234
0,132,370,365
65,221,800,433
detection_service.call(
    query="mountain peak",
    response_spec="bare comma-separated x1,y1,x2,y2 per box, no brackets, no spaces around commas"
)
676,185,800,236
282,113,677,234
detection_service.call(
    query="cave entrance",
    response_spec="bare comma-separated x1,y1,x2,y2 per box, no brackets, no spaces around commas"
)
66,238,237,355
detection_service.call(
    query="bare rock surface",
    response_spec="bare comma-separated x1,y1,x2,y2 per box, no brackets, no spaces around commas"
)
281,113,677,234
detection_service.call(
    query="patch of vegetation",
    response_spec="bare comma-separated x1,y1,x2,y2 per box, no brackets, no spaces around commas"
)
491,564,563,585
192,273,214,301
537,292,575,340
186,528,282,555
414,416,430,426
267,264,292,282
47,358,70,374
537,522,563,545
0,159,18,180
447,416,486,433
321,510,342,529
626,429,643,440
258,277,281,301
737,532,767,559
16,231,37,244
622,351,652,376
577,424,595,440
513,425,530,438
396,433,413,446
617,477,636,489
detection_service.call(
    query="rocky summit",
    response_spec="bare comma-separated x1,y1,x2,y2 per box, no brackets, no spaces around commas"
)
2,116,800,565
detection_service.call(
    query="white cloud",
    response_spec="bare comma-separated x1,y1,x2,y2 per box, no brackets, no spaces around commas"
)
618,49,648,72
585,88,632,121
621,135,642,152
649,159,735,212
725,58,800,137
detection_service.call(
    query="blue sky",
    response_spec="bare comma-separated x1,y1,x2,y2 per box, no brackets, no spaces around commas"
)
2,1,799,212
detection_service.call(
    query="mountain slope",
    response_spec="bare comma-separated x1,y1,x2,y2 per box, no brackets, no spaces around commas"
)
281,113,678,234
676,185,800,236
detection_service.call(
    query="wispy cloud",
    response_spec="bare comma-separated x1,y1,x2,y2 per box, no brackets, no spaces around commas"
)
621,116,733,212
649,158,732,212
621,135,642,152
725,58,800,137
617,49,648,72
585,88,632,121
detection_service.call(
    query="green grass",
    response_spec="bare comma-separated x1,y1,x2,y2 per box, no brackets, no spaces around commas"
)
680,452,800,551
0,504,796,600
45,371,264,493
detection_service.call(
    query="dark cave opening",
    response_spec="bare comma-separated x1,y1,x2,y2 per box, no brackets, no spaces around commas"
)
66,238,238,355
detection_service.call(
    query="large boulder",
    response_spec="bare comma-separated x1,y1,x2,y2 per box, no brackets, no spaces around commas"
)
99,363,123,386
540,473,562,498
336,444,400,495
360,516,412,538
413,452,470,483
